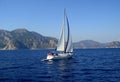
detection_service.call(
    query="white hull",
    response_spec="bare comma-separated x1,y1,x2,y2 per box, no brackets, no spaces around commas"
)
46,53,73,60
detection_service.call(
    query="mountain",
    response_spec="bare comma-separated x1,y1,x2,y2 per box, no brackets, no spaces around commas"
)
73,40,120,49
0,29,57,50
73,40,102,48
0,29,120,50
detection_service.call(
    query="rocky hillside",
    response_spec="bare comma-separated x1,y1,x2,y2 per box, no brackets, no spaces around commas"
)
0,29,120,50
0,29,57,50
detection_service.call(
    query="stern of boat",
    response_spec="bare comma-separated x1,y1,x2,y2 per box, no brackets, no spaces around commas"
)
46,52,54,60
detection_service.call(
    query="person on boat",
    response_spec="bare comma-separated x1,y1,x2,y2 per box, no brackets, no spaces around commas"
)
48,52,54,56
52,51,58,56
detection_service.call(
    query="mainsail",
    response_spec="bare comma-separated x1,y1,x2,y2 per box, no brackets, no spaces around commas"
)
65,16,73,53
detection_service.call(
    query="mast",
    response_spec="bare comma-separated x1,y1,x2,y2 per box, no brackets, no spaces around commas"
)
65,10,73,53
65,13,69,52
57,9,73,53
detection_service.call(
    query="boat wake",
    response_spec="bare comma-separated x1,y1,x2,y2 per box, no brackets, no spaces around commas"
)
41,59,52,62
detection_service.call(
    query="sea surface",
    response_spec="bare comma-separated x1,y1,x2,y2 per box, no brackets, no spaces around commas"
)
0,48,120,82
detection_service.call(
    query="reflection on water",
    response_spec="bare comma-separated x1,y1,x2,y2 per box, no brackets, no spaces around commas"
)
57,59,74,81
45,58,78,81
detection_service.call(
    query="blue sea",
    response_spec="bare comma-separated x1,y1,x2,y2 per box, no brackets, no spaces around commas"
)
0,48,120,82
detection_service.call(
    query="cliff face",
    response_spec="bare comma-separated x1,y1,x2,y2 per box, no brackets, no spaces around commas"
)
0,29,57,50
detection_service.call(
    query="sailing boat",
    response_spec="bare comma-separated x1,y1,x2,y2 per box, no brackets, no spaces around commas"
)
46,10,73,60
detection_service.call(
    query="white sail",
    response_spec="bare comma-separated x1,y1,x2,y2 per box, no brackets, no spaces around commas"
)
66,33,73,52
65,16,73,53
56,15,65,52
56,10,73,53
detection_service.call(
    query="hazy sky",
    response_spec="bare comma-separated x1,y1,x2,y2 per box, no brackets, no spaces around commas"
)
0,0,120,42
